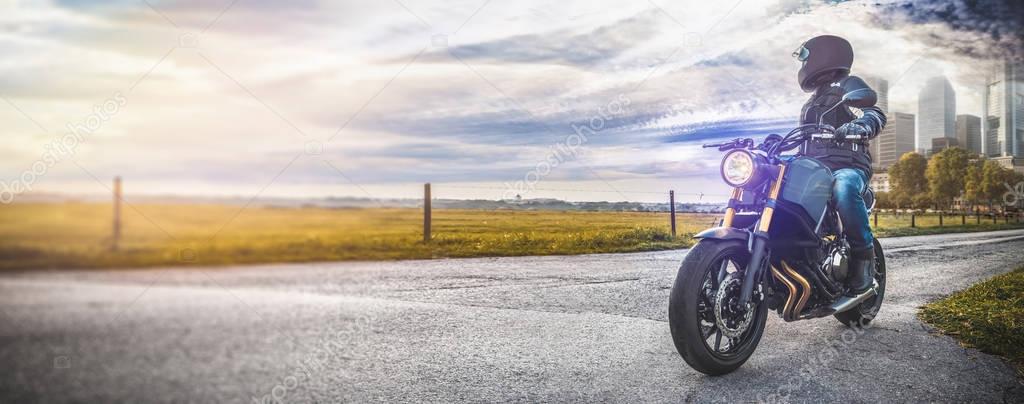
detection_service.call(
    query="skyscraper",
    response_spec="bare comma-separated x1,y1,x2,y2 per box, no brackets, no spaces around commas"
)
955,114,982,155
930,137,959,156
873,112,915,171
862,76,889,169
982,59,1023,158
917,76,956,154
861,76,889,115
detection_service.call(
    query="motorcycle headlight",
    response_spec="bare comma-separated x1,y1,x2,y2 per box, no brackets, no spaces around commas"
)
721,150,757,187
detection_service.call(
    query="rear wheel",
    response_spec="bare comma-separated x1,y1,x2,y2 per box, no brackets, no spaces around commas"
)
668,239,768,376
834,238,886,327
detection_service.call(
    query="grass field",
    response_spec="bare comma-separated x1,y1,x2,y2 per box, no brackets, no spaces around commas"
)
1,202,1022,270
920,266,1024,377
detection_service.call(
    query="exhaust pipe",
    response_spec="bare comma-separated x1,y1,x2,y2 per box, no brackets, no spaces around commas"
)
801,281,879,319
770,265,798,322
829,282,879,314
781,261,811,320
772,261,874,320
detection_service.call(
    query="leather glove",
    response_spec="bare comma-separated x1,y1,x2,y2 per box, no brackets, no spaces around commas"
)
836,122,868,142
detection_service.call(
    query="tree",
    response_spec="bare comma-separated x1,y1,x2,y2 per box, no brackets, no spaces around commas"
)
889,152,929,210
981,160,1014,213
874,191,892,210
926,147,971,211
912,193,934,210
964,158,984,212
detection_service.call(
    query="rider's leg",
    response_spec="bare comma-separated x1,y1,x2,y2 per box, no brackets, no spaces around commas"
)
832,168,874,295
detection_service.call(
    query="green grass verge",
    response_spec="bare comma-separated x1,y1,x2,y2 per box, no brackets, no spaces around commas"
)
919,267,1024,377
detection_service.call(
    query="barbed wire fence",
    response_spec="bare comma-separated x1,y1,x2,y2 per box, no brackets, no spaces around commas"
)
419,182,730,242
94,178,1023,249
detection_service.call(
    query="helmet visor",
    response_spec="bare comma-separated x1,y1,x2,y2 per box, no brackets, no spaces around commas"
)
792,45,809,62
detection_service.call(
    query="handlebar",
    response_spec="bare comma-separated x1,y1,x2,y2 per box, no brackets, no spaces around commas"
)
702,138,754,151
811,133,866,140
701,124,865,157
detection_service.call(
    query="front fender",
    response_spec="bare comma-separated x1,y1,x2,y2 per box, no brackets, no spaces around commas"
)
693,227,750,242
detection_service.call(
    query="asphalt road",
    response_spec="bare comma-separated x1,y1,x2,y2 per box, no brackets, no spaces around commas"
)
2,229,1024,403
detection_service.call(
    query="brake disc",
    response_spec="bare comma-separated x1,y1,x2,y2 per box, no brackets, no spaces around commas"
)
714,273,755,339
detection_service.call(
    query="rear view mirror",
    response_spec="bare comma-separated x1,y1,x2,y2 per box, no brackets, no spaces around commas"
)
840,88,876,108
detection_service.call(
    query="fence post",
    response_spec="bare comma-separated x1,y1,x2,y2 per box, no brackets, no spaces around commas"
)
911,213,916,228
873,211,878,228
423,183,431,243
993,214,997,224
961,214,966,225
669,190,677,238
977,213,981,224
112,176,122,251
939,212,943,227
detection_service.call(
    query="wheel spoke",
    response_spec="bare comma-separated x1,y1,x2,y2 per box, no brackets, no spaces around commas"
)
703,323,718,339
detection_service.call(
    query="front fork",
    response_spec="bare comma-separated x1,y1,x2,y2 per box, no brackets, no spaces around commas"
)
738,165,786,306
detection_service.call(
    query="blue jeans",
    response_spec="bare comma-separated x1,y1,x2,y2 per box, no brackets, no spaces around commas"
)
833,168,874,252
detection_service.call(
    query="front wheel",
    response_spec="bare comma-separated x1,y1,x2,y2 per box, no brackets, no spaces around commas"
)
668,239,768,376
834,238,887,327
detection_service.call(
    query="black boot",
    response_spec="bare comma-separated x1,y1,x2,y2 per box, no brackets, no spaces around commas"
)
846,247,875,296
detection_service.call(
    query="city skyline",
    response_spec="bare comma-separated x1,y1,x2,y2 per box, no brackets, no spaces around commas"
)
869,58,1022,174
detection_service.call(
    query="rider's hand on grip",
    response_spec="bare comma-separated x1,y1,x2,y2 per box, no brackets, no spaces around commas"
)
835,122,868,142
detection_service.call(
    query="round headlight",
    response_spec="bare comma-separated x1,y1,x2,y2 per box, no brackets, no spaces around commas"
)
721,150,755,187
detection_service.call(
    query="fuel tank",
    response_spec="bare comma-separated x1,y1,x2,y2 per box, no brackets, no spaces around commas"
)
778,156,833,230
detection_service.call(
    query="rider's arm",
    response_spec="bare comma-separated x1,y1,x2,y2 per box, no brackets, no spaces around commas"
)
841,76,887,139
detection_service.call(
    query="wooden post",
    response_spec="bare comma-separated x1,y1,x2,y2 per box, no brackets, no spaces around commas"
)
669,190,677,238
112,176,122,251
939,212,943,227
993,214,997,224
977,213,981,224
911,213,916,228
423,183,431,243
961,214,966,225
873,211,878,228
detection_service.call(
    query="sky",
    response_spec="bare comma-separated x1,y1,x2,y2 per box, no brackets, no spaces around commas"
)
0,0,1021,203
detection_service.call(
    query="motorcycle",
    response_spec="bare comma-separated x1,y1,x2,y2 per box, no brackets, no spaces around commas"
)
668,91,885,375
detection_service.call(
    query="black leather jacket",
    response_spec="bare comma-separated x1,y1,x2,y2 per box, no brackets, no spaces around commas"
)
800,75,886,178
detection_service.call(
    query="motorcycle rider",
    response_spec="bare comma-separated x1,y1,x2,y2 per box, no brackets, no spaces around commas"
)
793,35,886,297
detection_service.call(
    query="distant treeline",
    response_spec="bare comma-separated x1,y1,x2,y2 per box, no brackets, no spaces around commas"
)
877,147,1024,213
13,193,726,212
428,199,726,213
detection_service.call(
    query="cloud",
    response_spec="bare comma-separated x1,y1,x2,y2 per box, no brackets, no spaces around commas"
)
662,118,797,144
419,9,662,67
879,0,1024,59
1,0,1019,201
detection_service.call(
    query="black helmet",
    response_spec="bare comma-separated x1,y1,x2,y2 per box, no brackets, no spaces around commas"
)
793,35,853,92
